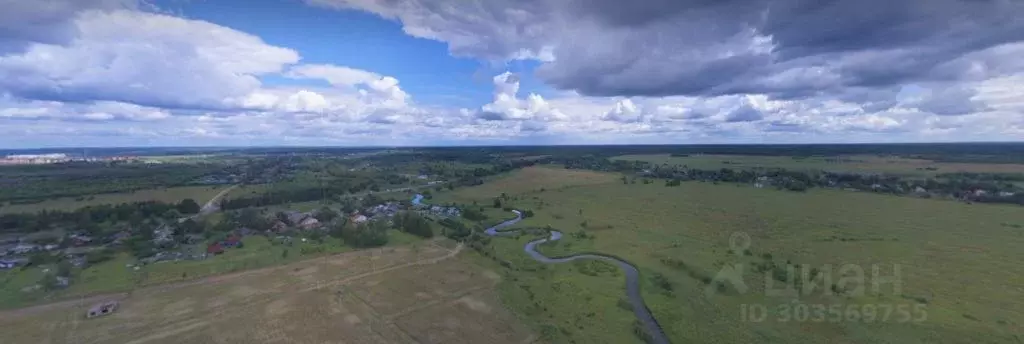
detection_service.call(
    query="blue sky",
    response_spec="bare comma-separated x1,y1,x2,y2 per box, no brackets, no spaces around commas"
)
165,0,489,107
160,0,554,108
0,0,1020,148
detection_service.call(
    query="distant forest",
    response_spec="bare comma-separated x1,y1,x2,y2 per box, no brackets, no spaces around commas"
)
7,142,1024,163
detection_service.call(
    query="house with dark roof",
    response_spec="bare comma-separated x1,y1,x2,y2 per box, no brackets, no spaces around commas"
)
283,211,311,225
222,235,243,248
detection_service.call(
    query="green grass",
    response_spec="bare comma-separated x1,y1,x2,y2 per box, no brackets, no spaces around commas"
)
433,165,618,206
450,167,1024,343
222,183,274,200
0,230,424,310
614,154,1024,176
0,185,228,214
464,241,640,344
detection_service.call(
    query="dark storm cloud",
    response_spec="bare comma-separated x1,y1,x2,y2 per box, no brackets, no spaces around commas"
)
0,0,138,53
541,0,1024,98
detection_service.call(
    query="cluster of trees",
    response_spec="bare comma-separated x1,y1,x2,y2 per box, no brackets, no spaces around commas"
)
0,162,226,203
461,207,488,221
393,211,433,238
330,219,389,248
0,200,185,233
438,218,472,240
220,187,332,210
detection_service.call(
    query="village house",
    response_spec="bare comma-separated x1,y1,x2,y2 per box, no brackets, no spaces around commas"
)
69,234,94,246
350,214,368,224
366,202,401,217
283,211,313,225
106,231,131,246
55,276,70,288
423,205,461,218
206,242,224,255
298,217,321,230
152,227,175,245
10,243,39,255
222,234,243,248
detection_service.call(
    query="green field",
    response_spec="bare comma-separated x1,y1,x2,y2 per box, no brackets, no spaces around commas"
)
0,185,229,214
614,154,1024,176
0,230,423,309
438,166,1024,343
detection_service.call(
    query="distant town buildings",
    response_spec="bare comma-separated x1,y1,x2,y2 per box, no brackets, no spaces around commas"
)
0,153,137,165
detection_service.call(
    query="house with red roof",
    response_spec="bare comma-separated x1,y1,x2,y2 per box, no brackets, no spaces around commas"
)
206,243,224,255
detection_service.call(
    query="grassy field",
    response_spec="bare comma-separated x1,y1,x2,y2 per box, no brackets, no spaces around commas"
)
434,165,618,205
0,231,424,310
0,242,534,344
0,186,229,214
614,154,1024,176
221,183,273,200
438,167,1024,343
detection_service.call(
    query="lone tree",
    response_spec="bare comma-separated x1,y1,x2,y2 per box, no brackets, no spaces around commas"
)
493,198,502,208
177,198,201,214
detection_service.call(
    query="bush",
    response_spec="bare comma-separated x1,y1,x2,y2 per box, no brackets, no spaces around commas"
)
176,199,201,214
461,207,488,221
651,272,674,295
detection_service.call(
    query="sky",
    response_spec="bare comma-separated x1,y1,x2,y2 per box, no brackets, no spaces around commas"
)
0,0,1022,148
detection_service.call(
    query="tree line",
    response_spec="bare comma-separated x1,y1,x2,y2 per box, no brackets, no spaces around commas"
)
0,199,201,234
559,156,1024,205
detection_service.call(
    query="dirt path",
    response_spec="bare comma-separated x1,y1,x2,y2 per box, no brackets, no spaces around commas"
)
298,241,464,292
198,184,240,215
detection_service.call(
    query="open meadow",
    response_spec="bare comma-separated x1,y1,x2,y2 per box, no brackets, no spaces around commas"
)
614,154,1024,176
0,186,229,214
0,231,424,310
0,240,534,344
433,165,618,205
435,166,1024,343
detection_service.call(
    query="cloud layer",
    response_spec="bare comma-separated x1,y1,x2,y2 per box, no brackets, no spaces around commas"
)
0,0,1021,147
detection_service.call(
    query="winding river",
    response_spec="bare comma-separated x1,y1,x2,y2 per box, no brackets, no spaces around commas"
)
415,195,671,344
